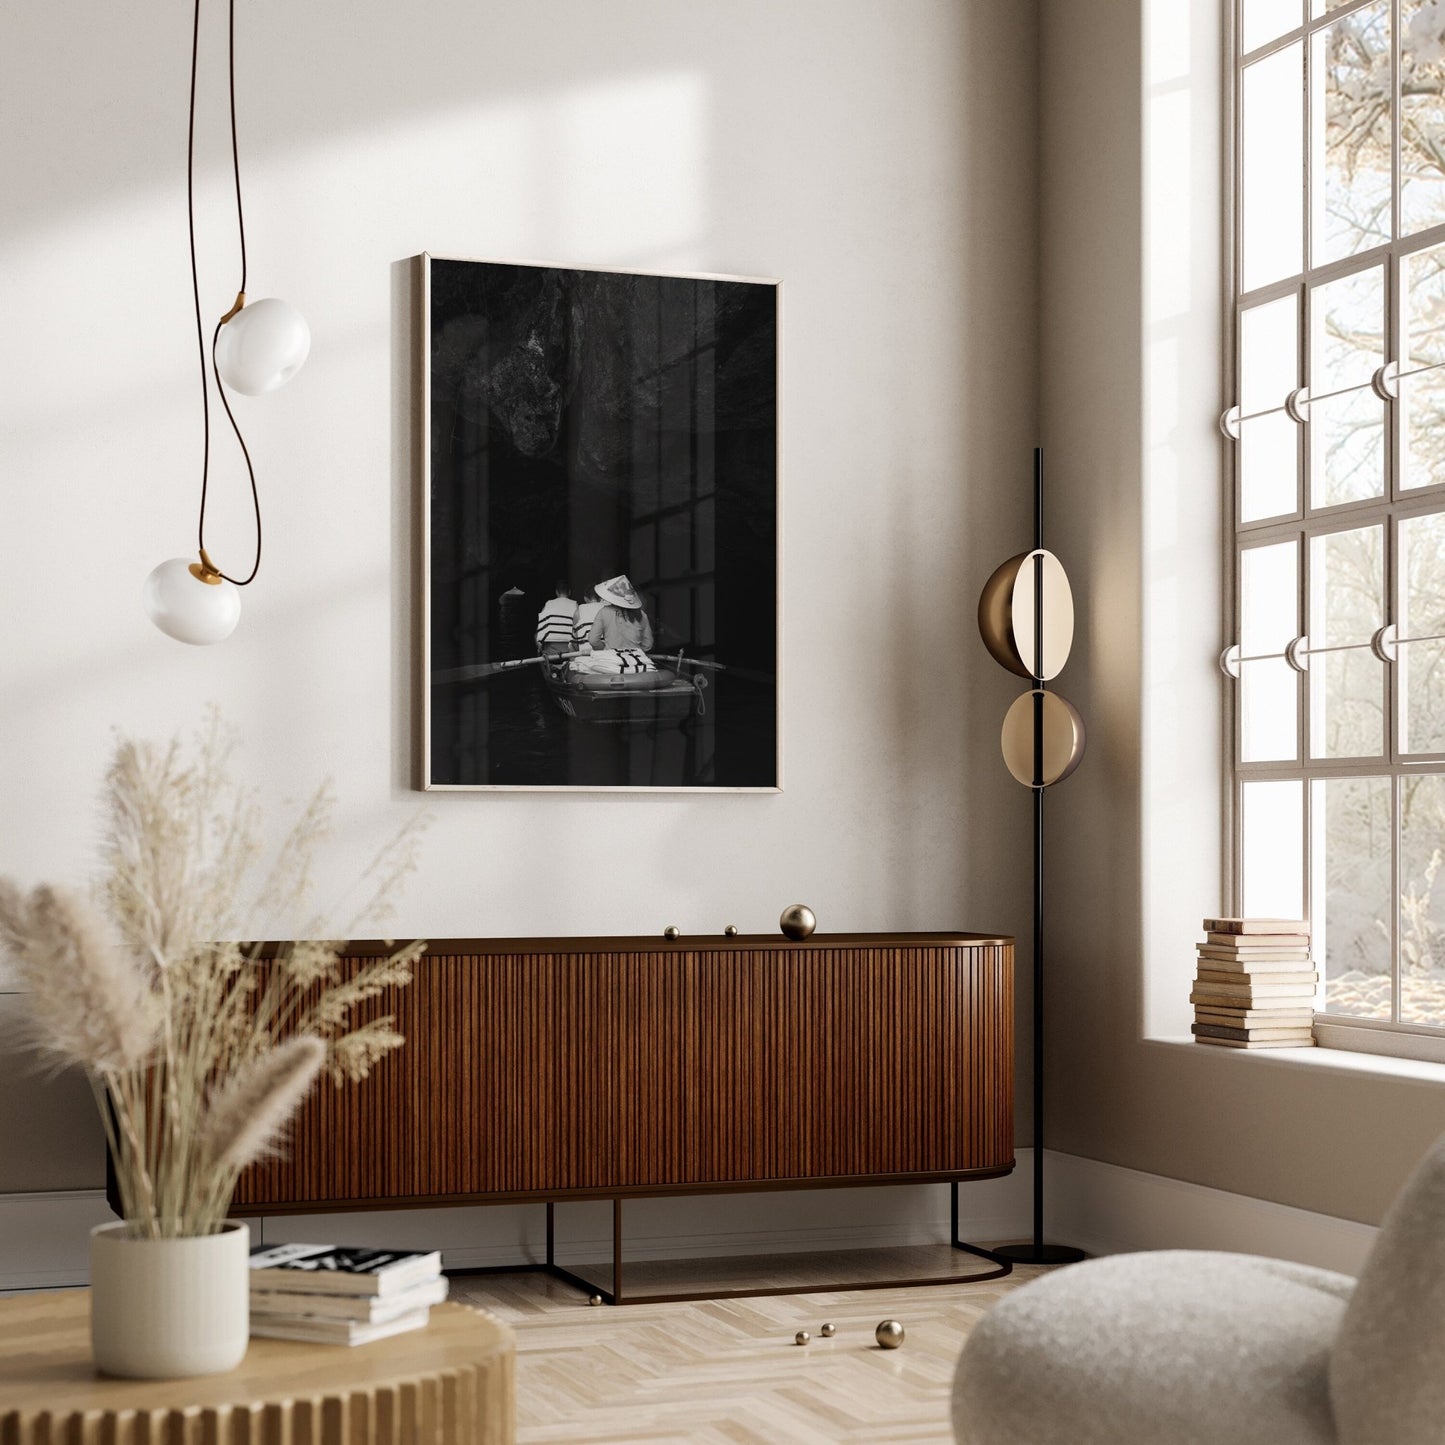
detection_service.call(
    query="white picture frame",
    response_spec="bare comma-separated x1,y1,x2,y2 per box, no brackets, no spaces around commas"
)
418,253,781,792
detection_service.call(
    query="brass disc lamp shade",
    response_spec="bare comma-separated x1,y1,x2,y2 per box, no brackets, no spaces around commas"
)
976,448,1086,1268
1001,690,1086,788
978,549,1076,682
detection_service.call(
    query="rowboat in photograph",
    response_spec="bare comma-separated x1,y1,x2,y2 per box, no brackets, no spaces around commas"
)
430,649,714,726
542,662,706,724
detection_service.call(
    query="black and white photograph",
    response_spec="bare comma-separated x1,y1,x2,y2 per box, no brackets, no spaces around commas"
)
422,255,779,790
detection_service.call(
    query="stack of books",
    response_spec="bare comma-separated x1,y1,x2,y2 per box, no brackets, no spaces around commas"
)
248,1243,448,1345
1191,917,1317,1050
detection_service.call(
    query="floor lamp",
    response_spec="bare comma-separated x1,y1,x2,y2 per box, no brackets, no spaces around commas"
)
976,448,1087,1266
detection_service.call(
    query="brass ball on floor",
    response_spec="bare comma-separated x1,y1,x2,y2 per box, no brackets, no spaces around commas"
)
588,1294,603,1306
794,1330,811,1346
780,904,816,940
875,1319,905,1349
820,1322,836,1337
664,926,680,940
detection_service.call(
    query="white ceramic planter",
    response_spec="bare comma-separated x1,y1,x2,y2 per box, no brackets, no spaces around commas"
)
90,1220,250,1378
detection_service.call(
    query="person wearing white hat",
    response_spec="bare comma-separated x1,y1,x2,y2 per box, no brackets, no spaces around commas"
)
571,573,656,678
587,574,654,653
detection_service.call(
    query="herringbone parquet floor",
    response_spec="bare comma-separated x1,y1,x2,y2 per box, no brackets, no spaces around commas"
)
451,1246,1042,1444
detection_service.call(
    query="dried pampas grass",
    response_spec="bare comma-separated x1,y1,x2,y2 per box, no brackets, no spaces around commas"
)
202,1037,327,1176
0,883,156,1073
0,712,428,1239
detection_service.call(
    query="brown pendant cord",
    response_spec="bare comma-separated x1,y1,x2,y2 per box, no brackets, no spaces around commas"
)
189,0,261,586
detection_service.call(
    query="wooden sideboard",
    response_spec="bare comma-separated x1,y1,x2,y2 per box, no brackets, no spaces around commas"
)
229,932,1016,1301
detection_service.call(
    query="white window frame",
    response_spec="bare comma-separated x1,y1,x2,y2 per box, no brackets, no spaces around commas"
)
1228,0,1445,1062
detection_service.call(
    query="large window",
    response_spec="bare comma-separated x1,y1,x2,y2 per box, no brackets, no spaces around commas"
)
1228,0,1445,1053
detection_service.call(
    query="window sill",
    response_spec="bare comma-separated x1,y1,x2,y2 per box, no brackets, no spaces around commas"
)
1149,1034,1445,1086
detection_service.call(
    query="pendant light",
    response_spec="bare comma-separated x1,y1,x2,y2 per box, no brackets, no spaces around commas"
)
144,0,309,645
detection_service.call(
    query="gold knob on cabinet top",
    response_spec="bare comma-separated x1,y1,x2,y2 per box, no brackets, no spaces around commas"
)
780,904,816,940
664,926,680,940
724,924,738,937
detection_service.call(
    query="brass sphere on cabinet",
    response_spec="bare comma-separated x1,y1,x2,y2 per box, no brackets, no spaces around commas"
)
875,1320,905,1349
820,1322,836,1338
664,926,680,940
1000,690,1086,789
588,1294,603,1306
724,924,739,937
794,1330,811,1346
780,904,816,940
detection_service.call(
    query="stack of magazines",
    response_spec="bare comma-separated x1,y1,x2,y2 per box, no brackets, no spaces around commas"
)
248,1243,448,1345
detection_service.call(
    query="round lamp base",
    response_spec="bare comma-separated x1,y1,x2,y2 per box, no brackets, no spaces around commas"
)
987,1242,1088,1266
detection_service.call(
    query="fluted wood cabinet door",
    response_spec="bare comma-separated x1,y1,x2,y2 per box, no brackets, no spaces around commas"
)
233,934,1013,1212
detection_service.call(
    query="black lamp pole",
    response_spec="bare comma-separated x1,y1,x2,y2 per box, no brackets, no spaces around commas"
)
986,449,1087,1268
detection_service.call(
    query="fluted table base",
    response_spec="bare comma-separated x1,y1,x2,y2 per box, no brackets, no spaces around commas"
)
0,1293,514,1444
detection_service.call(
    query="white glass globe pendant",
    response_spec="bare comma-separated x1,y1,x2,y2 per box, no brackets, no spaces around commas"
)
144,0,300,645
142,555,241,645
213,295,310,395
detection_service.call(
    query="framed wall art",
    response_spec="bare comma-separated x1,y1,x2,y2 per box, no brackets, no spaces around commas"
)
420,254,780,791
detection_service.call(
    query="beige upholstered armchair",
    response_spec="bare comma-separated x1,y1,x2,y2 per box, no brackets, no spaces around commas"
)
952,1132,1445,1444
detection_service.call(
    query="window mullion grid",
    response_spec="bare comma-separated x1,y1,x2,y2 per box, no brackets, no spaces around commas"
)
1239,0,1393,68
1388,512,1401,765
1392,0,1402,249
1235,0,1445,1050
1240,217,1445,311
1231,0,1243,887
1233,305,1245,551
1303,765,1314,997
1388,6,1402,1025
1390,250,1405,503
1393,772,1402,1024
1301,489,1395,529
1303,4,1315,277
1301,509,1314,761
1298,281,1310,519
1389,33,1413,507
1234,774,1242,916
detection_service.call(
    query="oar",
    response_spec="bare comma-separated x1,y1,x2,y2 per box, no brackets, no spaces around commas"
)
661,654,773,686
432,650,584,685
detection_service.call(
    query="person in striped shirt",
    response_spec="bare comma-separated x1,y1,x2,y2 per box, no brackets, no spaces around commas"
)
573,587,604,648
535,582,578,657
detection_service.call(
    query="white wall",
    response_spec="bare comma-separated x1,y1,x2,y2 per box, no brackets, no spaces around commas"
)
0,0,1041,1192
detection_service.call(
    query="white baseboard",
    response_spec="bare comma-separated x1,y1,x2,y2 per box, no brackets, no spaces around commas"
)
0,1149,1380,1291
1047,1150,1379,1276
0,1170,1031,1290
0,1190,116,1290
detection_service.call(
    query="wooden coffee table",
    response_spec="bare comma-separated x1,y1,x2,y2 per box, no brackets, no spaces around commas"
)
0,1292,514,1443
